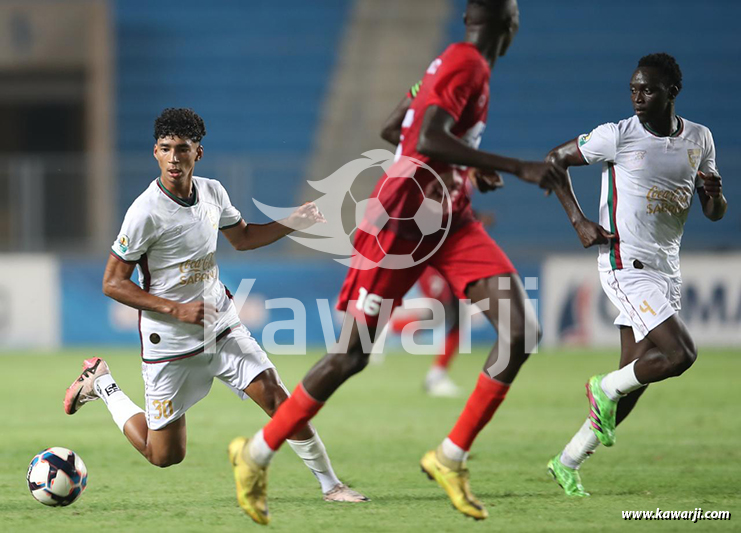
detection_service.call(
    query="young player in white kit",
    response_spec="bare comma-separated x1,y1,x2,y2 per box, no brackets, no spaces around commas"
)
544,54,727,496
63,108,367,515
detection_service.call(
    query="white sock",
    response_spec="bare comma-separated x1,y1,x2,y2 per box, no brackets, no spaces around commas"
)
247,429,275,467
561,419,600,469
600,360,644,401
287,433,341,493
440,437,468,464
426,366,446,383
93,374,144,433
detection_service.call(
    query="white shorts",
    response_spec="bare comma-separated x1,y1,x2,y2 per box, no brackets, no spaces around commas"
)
600,268,682,343
141,325,275,430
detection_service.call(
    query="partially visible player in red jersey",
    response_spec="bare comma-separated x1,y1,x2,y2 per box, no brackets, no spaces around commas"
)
384,264,462,396
415,267,461,394
382,86,500,398
229,0,566,522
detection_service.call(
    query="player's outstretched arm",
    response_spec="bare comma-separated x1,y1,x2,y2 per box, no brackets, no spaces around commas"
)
102,255,205,325
381,94,412,146
546,138,588,224
546,139,614,248
416,106,566,191
696,171,727,221
221,202,326,251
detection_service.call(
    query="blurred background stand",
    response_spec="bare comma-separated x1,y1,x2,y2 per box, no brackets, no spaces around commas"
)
0,0,114,253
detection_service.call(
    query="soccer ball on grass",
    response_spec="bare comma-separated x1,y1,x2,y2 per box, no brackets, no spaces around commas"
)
27,447,87,506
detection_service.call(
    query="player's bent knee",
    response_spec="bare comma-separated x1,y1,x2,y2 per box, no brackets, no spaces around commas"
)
343,351,370,376
146,443,186,468
260,383,289,416
149,451,185,468
334,338,371,376
671,345,697,376
662,337,697,377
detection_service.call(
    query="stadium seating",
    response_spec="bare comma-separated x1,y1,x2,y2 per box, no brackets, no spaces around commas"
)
113,0,740,257
114,0,351,219
447,0,741,254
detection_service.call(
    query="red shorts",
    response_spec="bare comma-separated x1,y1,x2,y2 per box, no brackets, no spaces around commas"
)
417,266,454,304
337,221,516,326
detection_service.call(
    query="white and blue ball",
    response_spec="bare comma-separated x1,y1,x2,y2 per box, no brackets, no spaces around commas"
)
27,447,87,506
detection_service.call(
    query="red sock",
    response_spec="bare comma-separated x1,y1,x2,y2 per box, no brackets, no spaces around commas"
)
447,373,509,451
433,326,460,369
263,383,323,451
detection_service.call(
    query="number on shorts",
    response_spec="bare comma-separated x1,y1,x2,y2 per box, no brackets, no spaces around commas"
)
152,400,174,420
356,287,383,317
639,300,657,316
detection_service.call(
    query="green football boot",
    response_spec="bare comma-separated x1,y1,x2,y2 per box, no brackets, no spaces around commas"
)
586,374,617,447
547,454,590,497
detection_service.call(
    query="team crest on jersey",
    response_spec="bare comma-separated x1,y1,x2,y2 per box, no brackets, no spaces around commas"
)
578,132,592,146
206,208,218,229
116,234,129,254
687,149,701,169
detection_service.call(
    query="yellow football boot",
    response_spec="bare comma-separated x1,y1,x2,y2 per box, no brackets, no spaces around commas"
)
420,449,488,520
228,437,270,525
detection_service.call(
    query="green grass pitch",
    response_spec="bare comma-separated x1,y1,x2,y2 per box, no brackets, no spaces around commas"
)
1,348,738,532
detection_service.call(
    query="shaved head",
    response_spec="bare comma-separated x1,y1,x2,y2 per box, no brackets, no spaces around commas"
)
464,0,519,60
466,0,518,25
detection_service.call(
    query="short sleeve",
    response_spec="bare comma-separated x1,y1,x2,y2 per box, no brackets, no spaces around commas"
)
217,182,242,229
111,206,157,263
576,123,619,164
424,58,485,122
696,128,719,189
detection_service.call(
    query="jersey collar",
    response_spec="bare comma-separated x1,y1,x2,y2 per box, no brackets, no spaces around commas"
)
642,116,684,138
157,177,198,207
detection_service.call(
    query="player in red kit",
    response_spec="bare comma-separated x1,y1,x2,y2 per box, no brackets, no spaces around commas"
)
382,85,501,398
229,0,566,522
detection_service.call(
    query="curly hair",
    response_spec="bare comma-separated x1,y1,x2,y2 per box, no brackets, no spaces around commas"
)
153,108,207,143
637,53,683,94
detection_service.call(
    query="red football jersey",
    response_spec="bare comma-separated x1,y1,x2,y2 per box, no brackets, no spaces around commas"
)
371,42,490,237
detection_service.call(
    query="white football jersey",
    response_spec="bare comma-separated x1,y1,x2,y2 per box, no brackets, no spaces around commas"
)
111,176,243,362
577,115,718,278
